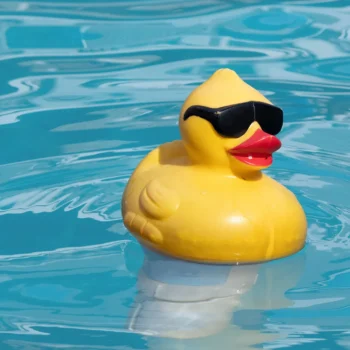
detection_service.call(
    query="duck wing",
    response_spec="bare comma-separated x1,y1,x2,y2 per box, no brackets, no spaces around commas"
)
140,179,180,220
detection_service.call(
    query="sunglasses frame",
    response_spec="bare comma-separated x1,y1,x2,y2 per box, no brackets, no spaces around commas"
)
183,101,283,138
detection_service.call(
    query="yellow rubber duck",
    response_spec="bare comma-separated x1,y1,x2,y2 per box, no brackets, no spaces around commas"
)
122,68,307,264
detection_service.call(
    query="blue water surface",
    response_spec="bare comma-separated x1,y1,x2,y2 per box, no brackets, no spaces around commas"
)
0,0,349,349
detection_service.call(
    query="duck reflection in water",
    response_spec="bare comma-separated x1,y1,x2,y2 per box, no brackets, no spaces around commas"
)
127,247,305,347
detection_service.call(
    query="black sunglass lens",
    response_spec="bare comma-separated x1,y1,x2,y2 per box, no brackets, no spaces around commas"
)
218,104,253,138
255,103,283,135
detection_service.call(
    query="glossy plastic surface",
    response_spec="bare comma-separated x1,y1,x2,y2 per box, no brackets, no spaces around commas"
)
122,68,307,264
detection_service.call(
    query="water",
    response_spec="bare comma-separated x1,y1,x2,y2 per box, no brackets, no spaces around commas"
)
0,0,349,349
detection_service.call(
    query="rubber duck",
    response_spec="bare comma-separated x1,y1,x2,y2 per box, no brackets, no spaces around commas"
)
122,68,307,264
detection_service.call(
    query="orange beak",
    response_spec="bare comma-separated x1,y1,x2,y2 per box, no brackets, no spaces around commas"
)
228,129,281,167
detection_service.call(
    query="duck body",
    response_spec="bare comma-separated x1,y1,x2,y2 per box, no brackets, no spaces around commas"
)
122,69,307,264
122,141,306,264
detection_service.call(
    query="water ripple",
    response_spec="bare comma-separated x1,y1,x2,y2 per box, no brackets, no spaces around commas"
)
0,0,350,349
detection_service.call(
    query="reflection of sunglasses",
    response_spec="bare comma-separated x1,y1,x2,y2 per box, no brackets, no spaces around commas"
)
183,101,283,138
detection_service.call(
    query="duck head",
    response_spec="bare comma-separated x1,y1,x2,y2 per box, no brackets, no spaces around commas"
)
179,69,283,178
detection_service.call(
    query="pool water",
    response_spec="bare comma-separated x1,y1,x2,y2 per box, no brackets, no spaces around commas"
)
0,0,349,349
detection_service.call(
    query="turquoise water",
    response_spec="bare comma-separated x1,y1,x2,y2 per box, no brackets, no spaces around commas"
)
0,0,349,349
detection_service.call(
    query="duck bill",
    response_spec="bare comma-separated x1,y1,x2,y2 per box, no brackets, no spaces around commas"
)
228,129,281,167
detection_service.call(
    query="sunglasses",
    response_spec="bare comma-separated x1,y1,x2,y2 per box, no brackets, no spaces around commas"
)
183,101,283,138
